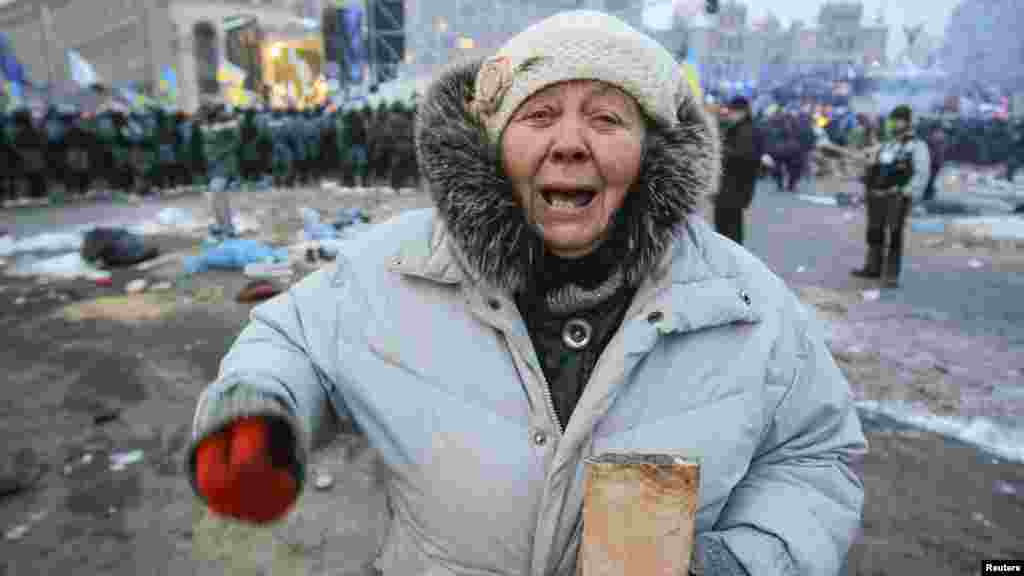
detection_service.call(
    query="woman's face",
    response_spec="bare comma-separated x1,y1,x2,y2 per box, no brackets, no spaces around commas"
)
501,80,646,259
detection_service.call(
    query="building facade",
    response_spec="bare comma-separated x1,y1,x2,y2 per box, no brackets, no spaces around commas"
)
675,1,888,88
402,0,595,79
0,0,323,113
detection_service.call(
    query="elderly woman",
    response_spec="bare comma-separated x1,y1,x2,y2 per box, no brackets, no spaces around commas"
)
187,11,866,576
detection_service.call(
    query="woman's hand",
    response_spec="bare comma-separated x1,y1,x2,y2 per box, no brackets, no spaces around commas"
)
194,415,299,524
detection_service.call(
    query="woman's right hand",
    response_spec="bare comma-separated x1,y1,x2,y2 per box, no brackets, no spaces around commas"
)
194,415,300,524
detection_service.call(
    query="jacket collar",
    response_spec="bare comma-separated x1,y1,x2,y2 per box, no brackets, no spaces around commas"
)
389,213,762,337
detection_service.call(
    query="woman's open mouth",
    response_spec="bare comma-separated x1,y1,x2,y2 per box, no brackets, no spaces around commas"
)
539,186,598,210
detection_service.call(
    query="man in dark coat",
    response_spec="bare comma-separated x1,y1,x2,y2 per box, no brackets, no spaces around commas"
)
714,97,760,245
923,125,946,202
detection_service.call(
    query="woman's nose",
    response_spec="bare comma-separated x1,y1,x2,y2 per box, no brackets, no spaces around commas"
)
549,118,589,163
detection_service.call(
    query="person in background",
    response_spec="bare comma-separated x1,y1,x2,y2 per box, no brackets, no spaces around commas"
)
1007,117,1023,183
923,124,947,203
852,105,931,288
347,108,369,187
12,110,47,199
715,96,760,245
63,112,93,198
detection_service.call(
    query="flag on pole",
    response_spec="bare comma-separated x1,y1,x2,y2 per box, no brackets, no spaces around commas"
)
681,51,703,104
5,78,23,110
0,32,29,87
67,50,100,88
159,65,178,105
216,60,247,86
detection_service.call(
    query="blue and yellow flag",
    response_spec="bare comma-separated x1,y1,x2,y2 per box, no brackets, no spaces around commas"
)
159,65,178,106
217,61,247,87
681,51,703,104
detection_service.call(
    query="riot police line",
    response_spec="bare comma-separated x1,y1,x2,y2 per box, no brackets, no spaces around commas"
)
0,100,420,205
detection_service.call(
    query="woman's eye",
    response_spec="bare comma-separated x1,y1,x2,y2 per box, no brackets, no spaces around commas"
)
593,114,621,125
526,109,553,120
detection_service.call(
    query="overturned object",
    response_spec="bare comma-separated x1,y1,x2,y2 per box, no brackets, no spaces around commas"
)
580,453,700,576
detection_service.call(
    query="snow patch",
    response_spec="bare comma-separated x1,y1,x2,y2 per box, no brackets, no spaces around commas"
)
857,400,1024,464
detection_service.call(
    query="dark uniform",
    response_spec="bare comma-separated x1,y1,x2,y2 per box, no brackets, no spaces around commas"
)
852,105,929,287
189,116,208,186
12,111,47,199
715,97,760,245
64,114,93,197
0,113,17,203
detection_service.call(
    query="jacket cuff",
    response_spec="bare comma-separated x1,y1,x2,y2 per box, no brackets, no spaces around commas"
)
186,384,309,501
690,532,750,576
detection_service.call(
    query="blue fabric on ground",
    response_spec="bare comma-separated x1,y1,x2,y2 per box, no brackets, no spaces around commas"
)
183,239,289,275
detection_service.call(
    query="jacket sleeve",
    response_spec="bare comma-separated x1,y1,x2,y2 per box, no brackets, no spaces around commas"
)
187,268,346,488
699,290,868,575
902,140,932,202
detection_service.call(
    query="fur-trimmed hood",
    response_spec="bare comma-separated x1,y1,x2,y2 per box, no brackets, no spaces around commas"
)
414,58,721,294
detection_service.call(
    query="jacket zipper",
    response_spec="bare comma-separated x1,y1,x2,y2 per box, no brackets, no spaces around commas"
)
541,378,563,436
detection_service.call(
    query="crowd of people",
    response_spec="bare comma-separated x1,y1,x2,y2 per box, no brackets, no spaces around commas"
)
0,100,420,204
724,103,1024,199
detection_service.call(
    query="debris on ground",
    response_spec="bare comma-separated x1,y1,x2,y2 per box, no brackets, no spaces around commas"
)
967,258,985,269
81,228,160,268
109,450,144,471
6,252,111,281
862,289,881,302
235,280,283,304
183,239,288,275
58,294,177,324
149,280,174,292
314,470,334,491
0,231,83,257
5,524,29,541
125,279,149,294
93,409,120,425
189,285,225,304
994,480,1018,497
971,512,995,529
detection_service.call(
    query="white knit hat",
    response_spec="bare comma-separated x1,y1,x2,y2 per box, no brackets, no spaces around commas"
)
471,10,693,143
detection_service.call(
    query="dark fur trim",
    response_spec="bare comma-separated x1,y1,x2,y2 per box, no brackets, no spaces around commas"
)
414,59,721,293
